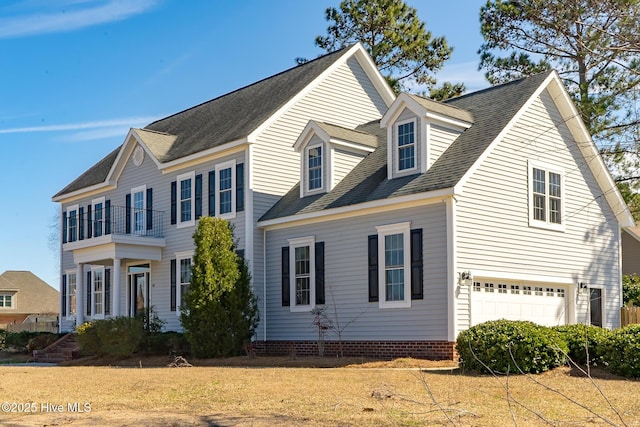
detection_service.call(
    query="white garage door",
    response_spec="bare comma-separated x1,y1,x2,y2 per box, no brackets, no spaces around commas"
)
471,279,568,327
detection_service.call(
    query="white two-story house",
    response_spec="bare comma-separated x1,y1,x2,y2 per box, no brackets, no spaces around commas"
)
54,44,632,359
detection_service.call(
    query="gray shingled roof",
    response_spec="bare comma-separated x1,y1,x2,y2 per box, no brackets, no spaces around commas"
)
54,47,351,198
259,71,553,222
406,93,474,124
313,121,378,149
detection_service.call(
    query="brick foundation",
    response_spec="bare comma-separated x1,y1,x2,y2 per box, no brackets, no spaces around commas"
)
253,340,457,361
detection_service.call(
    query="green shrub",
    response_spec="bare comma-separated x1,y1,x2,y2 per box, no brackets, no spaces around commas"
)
0,329,7,350
76,317,144,358
76,321,101,355
457,320,568,374
26,333,61,352
4,331,51,352
96,317,144,358
143,331,190,355
553,324,610,366
599,324,640,377
623,274,640,306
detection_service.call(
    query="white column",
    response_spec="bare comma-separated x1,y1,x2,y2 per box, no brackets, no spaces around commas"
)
113,258,121,316
75,263,84,326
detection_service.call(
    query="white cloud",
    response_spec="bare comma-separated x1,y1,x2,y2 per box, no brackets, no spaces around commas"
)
0,117,158,135
0,0,158,39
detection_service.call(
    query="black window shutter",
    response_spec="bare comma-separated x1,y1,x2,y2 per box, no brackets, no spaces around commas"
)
195,174,203,219
61,274,67,317
146,188,153,230
208,171,215,216
170,181,177,225
105,200,111,235
236,163,245,212
368,235,379,302
87,204,92,238
79,207,85,240
236,249,245,259
125,193,131,234
410,228,424,300
315,241,325,305
281,246,290,306
105,268,111,315
170,259,176,312
62,211,68,244
86,271,92,316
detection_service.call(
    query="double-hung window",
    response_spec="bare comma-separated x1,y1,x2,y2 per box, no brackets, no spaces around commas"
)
92,267,104,318
376,223,411,308
288,236,316,312
131,186,146,234
397,120,416,172
0,293,13,309
215,160,236,219
177,172,195,228
175,251,193,313
529,161,564,230
92,197,105,237
307,145,323,191
67,272,77,316
67,205,79,242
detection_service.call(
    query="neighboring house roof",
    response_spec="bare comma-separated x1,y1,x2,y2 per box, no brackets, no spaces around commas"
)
0,271,59,314
53,46,360,199
260,71,552,222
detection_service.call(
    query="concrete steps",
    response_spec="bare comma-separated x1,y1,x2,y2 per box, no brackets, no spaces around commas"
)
33,333,79,364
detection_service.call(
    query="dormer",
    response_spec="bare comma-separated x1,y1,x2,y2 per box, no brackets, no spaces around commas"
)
294,121,377,197
380,93,474,180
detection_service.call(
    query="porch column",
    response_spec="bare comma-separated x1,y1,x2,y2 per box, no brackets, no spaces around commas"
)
76,263,84,326
112,258,121,316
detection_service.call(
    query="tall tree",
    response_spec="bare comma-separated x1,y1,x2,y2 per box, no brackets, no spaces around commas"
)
478,0,640,215
307,0,464,97
181,217,258,358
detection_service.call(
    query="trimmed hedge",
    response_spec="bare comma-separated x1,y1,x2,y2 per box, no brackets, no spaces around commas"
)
598,324,640,377
553,324,610,366
76,317,144,358
457,320,568,374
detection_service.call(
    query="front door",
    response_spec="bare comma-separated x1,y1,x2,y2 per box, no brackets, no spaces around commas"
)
127,264,150,317
590,288,603,327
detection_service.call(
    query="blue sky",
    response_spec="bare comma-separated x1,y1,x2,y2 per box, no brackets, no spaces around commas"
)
0,0,487,289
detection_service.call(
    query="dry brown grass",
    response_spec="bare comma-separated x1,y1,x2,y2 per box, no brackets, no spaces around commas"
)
0,356,639,426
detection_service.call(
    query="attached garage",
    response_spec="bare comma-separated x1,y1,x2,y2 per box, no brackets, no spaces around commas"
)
470,278,569,327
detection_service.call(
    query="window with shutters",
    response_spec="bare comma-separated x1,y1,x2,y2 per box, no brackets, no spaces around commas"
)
177,172,195,228
376,222,411,308
66,271,77,316
92,197,105,237
66,204,79,242
131,185,146,234
528,160,564,231
288,236,316,312
216,160,236,219
92,267,105,319
175,251,193,314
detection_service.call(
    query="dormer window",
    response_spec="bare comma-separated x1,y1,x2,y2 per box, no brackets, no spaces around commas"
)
308,145,323,191
397,120,416,171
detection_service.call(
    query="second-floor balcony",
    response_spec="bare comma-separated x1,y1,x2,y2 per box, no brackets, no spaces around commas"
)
63,206,166,263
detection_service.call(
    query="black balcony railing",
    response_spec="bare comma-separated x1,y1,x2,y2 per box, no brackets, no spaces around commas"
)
63,205,165,244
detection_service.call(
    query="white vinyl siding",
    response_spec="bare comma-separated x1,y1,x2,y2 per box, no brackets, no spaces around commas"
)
456,88,621,328
332,148,366,187
429,124,462,169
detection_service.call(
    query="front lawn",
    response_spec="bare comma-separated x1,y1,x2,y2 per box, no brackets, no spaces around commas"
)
0,357,637,426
